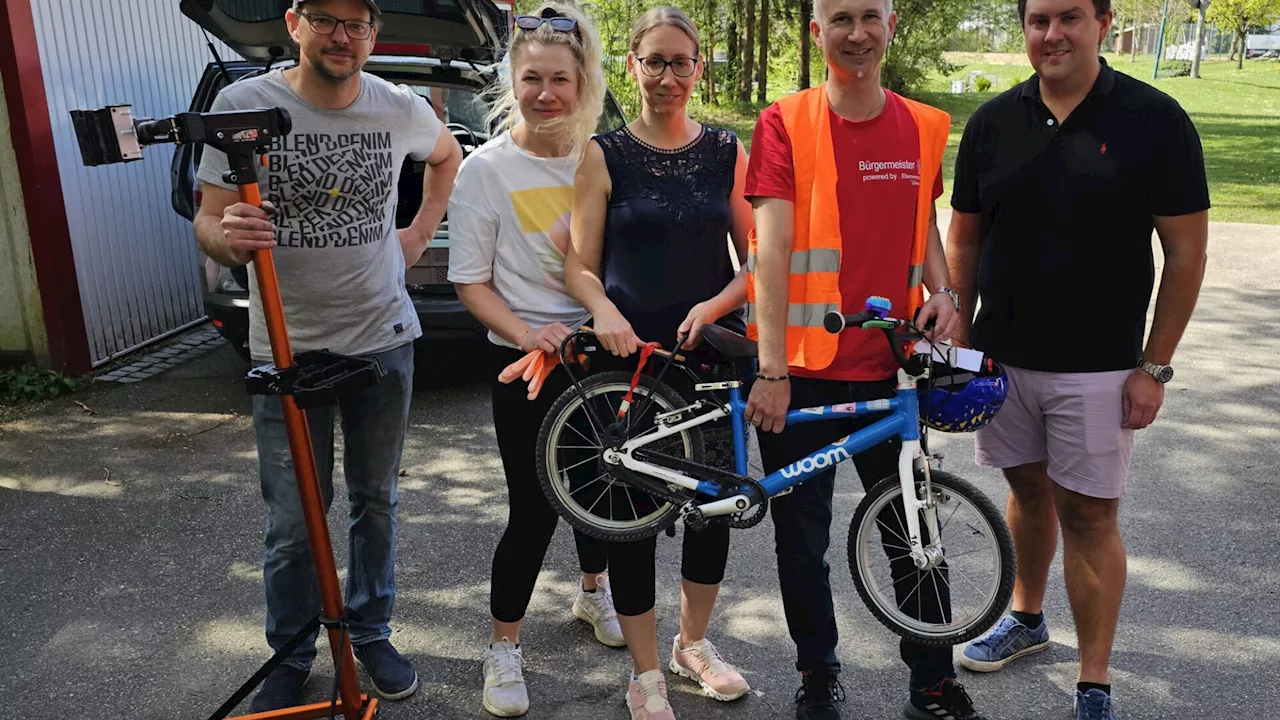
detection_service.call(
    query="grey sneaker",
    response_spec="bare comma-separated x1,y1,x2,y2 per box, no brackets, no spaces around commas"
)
1075,689,1118,720
572,574,626,647
958,615,1049,672
482,638,529,717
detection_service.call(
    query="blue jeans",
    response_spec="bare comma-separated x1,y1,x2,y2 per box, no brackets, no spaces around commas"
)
251,341,414,670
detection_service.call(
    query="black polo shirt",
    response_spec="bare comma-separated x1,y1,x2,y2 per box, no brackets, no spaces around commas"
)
950,57,1210,373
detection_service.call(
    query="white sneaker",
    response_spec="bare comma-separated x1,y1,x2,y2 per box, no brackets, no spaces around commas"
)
572,574,626,647
482,638,528,717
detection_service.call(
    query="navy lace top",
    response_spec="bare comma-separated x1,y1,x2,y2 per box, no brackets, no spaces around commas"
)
595,124,745,351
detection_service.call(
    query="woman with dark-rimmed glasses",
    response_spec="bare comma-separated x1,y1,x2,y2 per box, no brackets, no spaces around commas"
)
563,6,755,719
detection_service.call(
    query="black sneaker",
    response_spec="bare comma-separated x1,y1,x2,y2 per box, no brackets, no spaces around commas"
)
795,668,846,720
353,639,419,700
905,676,988,720
250,664,310,713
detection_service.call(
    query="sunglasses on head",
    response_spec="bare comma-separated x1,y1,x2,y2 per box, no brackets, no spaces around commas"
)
515,10,578,33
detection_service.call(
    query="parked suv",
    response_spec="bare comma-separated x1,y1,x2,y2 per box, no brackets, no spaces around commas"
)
175,0,628,362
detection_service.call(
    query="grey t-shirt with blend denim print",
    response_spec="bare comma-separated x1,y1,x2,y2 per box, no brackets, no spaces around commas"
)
198,69,442,362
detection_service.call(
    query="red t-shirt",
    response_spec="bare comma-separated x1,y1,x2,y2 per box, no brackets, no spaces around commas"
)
745,90,943,382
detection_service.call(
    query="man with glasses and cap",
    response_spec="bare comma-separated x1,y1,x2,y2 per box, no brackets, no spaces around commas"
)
192,0,463,711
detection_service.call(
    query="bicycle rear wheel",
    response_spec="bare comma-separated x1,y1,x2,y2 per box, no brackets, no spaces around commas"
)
536,371,705,543
848,469,1015,647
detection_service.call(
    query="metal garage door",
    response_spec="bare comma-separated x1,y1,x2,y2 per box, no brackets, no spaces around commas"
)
30,0,235,364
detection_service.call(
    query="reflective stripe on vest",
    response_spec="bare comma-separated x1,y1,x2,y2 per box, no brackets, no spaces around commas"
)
744,301,840,328
744,85,951,372
745,248,841,275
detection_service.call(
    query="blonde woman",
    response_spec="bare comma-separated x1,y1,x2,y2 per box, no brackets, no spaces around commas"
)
564,6,754,719
446,4,622,716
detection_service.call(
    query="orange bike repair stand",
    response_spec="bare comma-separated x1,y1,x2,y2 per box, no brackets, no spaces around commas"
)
69,105,384,720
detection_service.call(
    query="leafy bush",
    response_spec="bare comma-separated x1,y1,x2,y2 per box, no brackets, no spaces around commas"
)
975,75,993,92
0,366,79,405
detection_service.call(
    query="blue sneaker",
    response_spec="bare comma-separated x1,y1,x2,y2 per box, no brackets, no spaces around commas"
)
958,615,1049,672
353,639,419,701
1075,689,1118,719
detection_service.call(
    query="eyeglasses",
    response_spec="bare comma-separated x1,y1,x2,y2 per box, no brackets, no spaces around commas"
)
299,11,374,40
636,55,698,78
515,14,578,33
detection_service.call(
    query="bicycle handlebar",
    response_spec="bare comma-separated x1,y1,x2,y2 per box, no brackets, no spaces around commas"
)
823,307,927,375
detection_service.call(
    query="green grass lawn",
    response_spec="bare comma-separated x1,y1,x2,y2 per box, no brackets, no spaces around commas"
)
690,54,1280,224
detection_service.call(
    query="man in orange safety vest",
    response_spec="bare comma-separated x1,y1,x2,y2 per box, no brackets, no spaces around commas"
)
741,0,985,718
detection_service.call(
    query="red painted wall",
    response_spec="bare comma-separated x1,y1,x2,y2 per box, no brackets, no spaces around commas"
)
0,0,91,374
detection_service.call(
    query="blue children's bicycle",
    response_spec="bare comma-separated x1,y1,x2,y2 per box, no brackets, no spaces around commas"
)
536,296,1016,646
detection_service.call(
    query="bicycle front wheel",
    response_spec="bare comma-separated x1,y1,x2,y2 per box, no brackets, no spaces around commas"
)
848,470,1015,647
536,371,705,543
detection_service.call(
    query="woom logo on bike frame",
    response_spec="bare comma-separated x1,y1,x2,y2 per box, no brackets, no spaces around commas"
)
780,438,852,478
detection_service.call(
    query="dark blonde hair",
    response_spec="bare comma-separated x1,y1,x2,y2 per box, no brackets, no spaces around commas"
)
483,1,605,164
627,5,700,56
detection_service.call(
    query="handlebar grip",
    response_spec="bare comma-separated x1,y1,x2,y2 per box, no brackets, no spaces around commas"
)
823,311,873,334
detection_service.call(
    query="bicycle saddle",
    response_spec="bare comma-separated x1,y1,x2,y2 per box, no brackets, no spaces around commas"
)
700,324,758,359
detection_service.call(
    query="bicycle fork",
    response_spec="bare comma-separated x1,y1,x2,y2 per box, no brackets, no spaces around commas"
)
898,439,944,570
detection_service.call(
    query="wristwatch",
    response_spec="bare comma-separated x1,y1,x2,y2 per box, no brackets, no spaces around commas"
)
1140,359,1174,384
936,287,960,311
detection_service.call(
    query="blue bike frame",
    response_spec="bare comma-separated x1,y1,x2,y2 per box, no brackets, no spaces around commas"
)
717,384,922,497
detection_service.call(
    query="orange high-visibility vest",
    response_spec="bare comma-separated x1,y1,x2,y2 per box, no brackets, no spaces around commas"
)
744,85,951,371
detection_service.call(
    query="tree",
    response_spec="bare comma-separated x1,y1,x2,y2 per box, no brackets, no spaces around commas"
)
1207,0,1280,68
740,0,756,102
799,0,812,89
882,0,970,94
756,0,770,102
1190,0,1208,78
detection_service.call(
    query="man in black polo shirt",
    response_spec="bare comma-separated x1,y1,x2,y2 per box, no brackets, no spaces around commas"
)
944,0,1209,718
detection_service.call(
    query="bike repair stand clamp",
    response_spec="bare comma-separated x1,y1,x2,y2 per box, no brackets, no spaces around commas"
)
71,104,384,720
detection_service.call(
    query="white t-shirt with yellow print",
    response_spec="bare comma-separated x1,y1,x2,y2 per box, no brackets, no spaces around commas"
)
446,131,591,349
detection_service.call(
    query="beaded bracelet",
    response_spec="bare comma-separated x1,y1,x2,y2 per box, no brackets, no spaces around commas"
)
757,373,790,382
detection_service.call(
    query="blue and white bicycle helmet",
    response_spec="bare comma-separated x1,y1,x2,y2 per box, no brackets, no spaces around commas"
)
918,356,1009,433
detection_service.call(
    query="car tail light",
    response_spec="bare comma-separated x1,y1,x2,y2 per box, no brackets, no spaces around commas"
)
407,243,450,286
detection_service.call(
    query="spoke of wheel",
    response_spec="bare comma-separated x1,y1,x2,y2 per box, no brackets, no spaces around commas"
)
931,572,947,624
939,500,963,535
625,486,639,521
586,483,611,514
557,445,600,451
897,570,929,612
942,546,990,561
558,453,598,476
952,564,989,598
876,518,910,548
564,420,596,446
568,472,608,496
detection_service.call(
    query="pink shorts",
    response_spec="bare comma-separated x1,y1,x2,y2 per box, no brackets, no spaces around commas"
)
975,364,1136,499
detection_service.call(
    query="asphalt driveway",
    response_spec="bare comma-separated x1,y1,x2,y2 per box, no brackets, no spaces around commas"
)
2,219,1277,719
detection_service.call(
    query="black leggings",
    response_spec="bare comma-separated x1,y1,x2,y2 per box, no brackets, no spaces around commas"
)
583,345,740,617
490,342,730,619
489,344,609,623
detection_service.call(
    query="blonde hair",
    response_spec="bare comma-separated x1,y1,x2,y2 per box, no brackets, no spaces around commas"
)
482,1,605,165
628,6,700,56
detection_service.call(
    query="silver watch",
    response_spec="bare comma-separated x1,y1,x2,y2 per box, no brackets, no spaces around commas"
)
1140,360,1174,384
936,287,960,311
